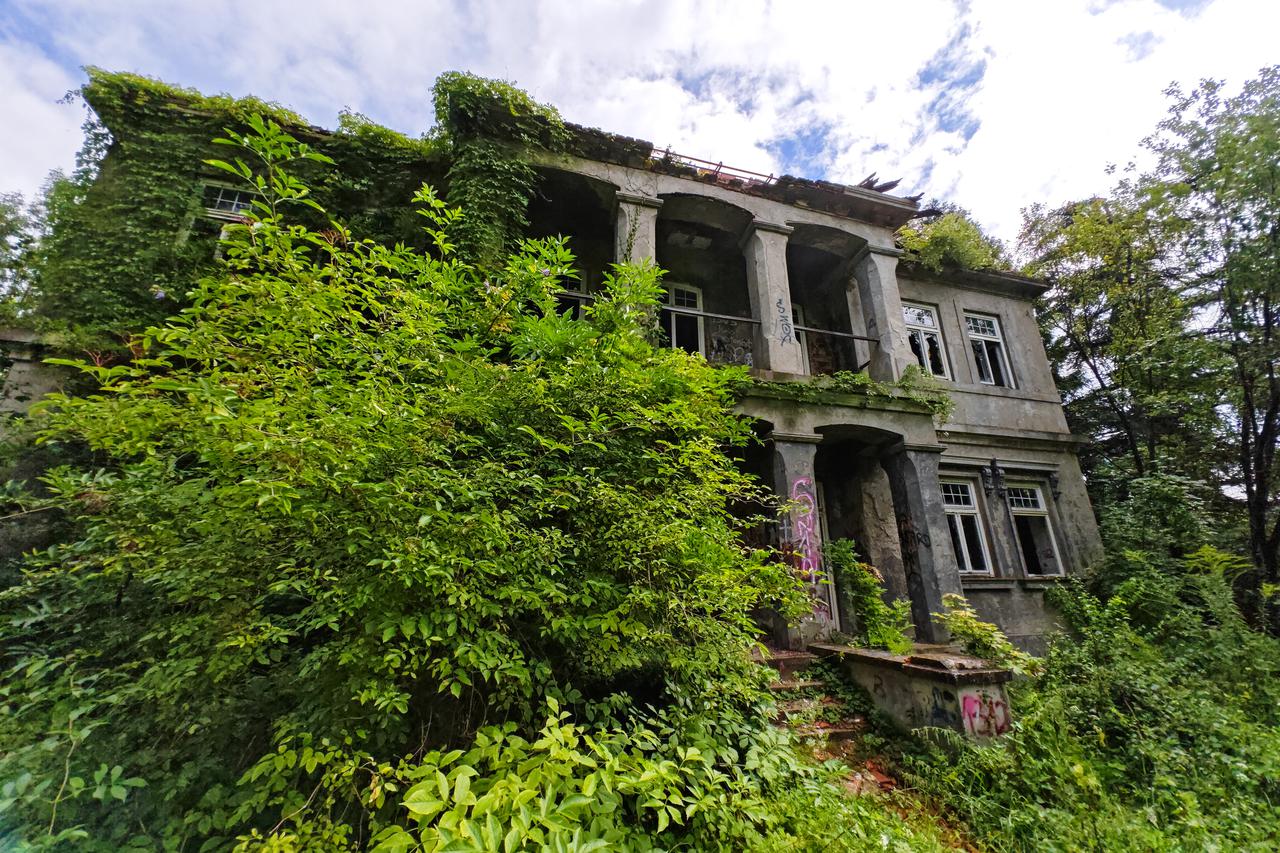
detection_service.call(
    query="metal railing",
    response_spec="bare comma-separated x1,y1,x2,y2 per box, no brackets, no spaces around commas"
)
654,148,777,189
794,325,877,375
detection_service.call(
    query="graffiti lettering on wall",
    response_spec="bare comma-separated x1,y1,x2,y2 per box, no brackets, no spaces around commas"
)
927,687,959,728
960,688,1011,737
788,476,831,619
775,298,795,345
708,337,753,366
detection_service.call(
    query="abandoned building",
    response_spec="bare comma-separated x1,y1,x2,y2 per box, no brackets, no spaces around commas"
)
507,128,1104,652
0,78,1102,653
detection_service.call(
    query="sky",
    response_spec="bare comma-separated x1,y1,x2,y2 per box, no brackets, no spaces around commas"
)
1,0,1277,245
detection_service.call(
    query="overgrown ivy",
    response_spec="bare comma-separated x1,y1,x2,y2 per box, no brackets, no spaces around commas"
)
431,72,569,266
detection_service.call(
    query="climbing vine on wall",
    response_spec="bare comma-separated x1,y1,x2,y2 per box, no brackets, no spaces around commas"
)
17,69,576,347
431,71,569,266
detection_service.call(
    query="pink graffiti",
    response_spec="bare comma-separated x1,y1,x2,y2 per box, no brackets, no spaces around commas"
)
961,691,1010,737
788,476,830,618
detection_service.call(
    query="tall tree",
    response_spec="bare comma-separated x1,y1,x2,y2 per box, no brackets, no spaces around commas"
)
1145,68,1280,627
1020,189,1223,494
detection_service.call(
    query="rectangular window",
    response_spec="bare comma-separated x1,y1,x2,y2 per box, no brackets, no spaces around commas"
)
942,481,992,574
1007,484,1063,576
202,184,256,218
661,284,705,355
965,312,1013,387
902,303,949,378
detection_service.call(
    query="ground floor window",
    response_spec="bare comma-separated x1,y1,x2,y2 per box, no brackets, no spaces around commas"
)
1007,485,1063,575
942,480,992,574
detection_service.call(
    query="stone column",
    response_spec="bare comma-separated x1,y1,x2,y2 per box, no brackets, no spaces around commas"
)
615,192,663,263
881,443,963,643
851,247,911,381
771,433,836,648
742,220,805,375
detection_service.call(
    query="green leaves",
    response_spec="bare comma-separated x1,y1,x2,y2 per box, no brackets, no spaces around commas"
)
0,100,800,849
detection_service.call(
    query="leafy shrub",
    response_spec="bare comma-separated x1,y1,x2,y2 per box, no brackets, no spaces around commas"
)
0,118,815,848
909,554,1280,851
934,593,1042,675
825,539,913,654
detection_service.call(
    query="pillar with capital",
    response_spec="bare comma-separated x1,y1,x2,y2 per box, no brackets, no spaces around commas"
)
881,443,964,643
614,192,662,263
742,220,806,375
851,247,912,382
770,433,837,648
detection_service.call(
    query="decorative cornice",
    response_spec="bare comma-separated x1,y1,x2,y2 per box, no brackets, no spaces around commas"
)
767,431,823,445
615,191,663,209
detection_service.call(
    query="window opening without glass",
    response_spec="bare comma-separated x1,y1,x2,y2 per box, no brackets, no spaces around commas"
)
1007,485,1063,575
965,312,1013,387
902,303,949,378
942,481,992,574
661,284,705,355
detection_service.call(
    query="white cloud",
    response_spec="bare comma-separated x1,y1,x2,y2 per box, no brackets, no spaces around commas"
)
0,39,84,199
2,0,1278,245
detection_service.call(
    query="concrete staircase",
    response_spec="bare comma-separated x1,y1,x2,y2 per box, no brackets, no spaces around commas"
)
755,647,866,745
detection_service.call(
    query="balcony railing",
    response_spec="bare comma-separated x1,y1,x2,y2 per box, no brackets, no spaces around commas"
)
795,325,878,375
663,306,877,375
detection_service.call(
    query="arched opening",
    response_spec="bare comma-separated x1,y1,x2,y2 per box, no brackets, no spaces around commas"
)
812,424,910,633
786,224,872,375
655,193,756,366
527,168,618,313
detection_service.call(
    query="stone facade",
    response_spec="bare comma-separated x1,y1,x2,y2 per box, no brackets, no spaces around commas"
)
526,140,1102,652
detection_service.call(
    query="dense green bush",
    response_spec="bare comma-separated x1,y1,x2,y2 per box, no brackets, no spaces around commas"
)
0,118,788,849
907,484,1280,851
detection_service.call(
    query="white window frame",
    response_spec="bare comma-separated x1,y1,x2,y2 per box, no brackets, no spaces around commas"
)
902,302,950,379
792,303,812,375
964,311,1014,388
202,183,257,221
941,480,993,575
662,283,705,356
1007,484,1064,576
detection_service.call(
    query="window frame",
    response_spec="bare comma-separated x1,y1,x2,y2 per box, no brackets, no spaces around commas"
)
901,302,950,379
1006,483,1065,577
941,479,994,575
661,283,706,356
202,183,257,221
792,303,812,375
964,311,1014,388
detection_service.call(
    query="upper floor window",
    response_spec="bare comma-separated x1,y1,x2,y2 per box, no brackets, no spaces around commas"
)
1007,484,1063,576
965,312,1013,387
661,284,705,355
202,184,256,220
902,303,949,378
942,481,992,574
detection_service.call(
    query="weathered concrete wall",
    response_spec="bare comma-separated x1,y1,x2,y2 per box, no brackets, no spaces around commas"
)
897,274,1070,435
961,580,1064,655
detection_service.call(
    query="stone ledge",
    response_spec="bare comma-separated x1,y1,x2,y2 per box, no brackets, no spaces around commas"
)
810,643,1013,737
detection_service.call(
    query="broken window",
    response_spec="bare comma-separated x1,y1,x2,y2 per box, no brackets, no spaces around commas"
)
902,303,949,378
1007,485,1063,575
942,480,992,574
661,284,705,355
965,312,1013,387
202,184,256,218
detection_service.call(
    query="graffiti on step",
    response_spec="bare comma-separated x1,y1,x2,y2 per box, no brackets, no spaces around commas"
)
928,687,959,728
788,476,830,619
960,688,1010,737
